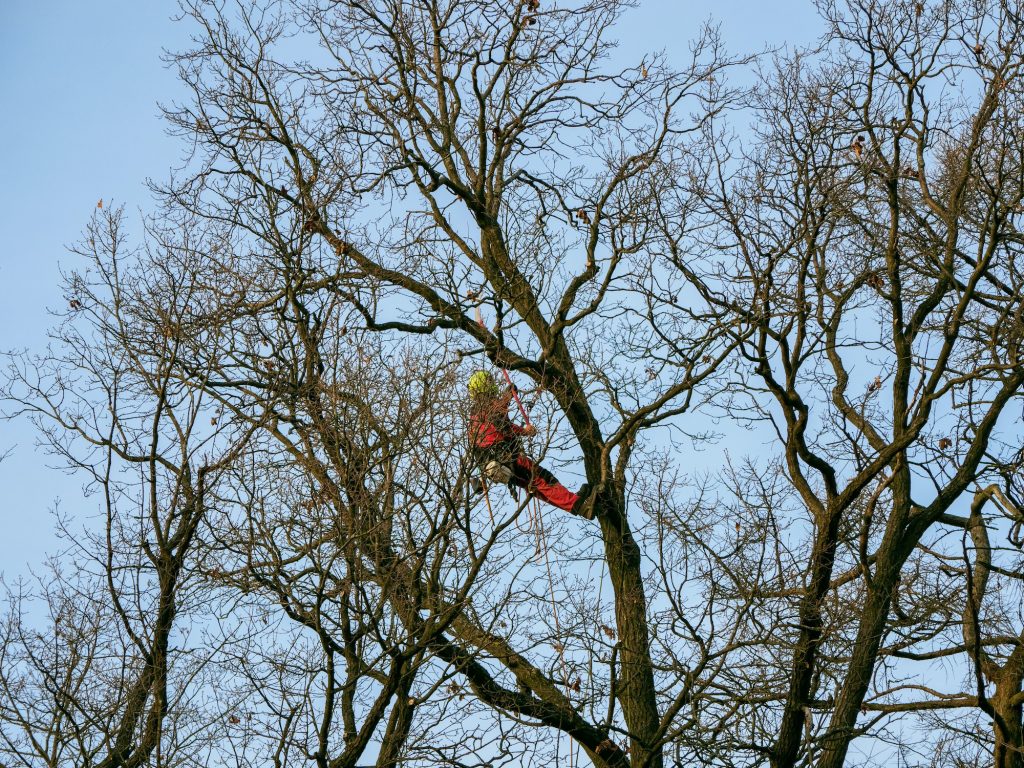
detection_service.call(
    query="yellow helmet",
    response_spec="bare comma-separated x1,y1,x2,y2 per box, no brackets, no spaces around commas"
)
468,370,498,397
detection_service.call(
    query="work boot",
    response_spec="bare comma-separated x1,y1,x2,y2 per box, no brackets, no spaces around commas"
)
470,477,484,496
570,483,595,520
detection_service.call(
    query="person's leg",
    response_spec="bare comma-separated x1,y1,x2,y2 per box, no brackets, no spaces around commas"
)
511,455,579,512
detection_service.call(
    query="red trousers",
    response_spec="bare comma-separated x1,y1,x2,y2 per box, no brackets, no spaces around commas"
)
509,455,579,512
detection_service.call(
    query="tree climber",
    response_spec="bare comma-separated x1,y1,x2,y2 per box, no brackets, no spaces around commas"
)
467,370,593,519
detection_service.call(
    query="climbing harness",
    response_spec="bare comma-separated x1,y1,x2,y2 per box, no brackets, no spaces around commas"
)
467,301,536,499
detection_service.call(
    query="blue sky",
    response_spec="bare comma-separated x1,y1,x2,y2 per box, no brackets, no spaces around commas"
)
0,1,822,577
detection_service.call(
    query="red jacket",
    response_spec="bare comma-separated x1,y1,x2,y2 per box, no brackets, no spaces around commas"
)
469,391,529,450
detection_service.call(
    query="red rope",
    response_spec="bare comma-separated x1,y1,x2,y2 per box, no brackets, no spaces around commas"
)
499,367,532,427
474,301,532,427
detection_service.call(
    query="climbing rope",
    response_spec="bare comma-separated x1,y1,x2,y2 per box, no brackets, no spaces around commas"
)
481,476,496,525
499,366,532,427
472,297,533,423
471,295,577,749
534,493,580,768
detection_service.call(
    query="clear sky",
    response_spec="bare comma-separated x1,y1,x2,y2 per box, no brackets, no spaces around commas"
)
0,1,823,578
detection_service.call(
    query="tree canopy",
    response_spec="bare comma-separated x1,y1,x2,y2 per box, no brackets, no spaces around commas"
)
4,1,1024,767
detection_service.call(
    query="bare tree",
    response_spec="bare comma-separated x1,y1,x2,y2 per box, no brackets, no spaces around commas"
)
0,210,245,767
0,208,477,768
7,2,1024,767
153,1,745,765
689,1,1024,765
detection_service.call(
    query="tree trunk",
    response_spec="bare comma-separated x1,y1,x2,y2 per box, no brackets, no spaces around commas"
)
600,486,662,768
771,515,842,768
815,571,898,768
992,678,1024,768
